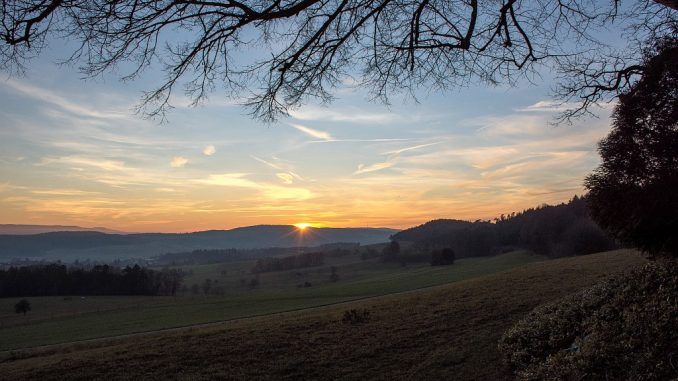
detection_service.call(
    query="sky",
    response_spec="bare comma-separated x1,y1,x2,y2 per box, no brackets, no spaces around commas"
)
0,38,613,233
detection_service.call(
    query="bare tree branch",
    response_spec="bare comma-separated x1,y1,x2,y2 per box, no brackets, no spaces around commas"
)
1,0,676,122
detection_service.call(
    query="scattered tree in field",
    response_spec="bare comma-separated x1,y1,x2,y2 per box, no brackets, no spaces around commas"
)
431,248,456,266
585,39,678,258
382,241,401,262
330,266,340,282
191,284,200,295
1,1,675,121
14,299,30,316
361,247,379,261
249,278,260,290
201,279,212,295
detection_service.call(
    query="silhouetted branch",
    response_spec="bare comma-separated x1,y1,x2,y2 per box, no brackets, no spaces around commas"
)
1,0,676,121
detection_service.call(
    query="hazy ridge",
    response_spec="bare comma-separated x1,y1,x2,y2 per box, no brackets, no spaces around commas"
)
0,225,397,260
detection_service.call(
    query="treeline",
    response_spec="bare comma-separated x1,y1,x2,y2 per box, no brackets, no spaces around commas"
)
392,196,617,258
0,264,184,297
251,252,324,273
154,248,246,266
154,243,359,266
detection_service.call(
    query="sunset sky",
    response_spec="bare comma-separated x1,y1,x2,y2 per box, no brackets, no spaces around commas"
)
0,39,613,232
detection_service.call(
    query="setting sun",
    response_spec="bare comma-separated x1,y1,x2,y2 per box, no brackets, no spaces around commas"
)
294,223,313,230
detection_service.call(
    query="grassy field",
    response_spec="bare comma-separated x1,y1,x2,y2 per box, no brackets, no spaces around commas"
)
0,250,646,380
0,251,542,351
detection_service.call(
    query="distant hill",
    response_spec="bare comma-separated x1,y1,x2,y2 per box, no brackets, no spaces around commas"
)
0,225,397,260
0,224,127,235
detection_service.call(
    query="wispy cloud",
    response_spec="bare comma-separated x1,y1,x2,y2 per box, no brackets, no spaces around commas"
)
170,156,188,168
277,173,295,184
382,141,442,156
355,162,395,175
252,155,306,183
307,138,411,144
290,106,399,124
196,173,314,200
30,189,101,196
37,156,127,171
196,173,257,187
516,100,577,113
203,144,216,156
251,155,284,170
289,123,333,141
2,78,128,120
355,140,442,175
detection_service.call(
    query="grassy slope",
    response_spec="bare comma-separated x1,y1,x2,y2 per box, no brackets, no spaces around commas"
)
0,250,645,380
0,251,540,350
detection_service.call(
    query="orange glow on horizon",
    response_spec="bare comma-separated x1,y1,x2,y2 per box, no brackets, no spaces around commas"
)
294,222,313,231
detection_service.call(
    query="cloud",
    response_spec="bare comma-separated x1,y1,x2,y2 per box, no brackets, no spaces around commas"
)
37,156,126,171
203,144,216,156
289,123,333,141
170,156,188,168
382,141,442,156
277,173,295,184
307,138,411,144
252,155,284,170
355,161,395,175
355,140,441,175
288,171,305,181
1,78,128,120
515,100,578,113
196,173,313,200
467,115,547,137
30,189,101,196
252,156,307,183
289,106,399,124
196,173,257,187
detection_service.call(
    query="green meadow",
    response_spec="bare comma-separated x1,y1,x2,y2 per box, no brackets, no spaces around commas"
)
0,251,542,351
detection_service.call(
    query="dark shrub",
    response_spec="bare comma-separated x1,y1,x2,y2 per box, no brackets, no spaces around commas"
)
342,309,370,324
498,260,678,380
431,248,456,266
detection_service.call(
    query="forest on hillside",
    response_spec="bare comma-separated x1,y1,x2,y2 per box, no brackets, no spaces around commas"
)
393,196,617,259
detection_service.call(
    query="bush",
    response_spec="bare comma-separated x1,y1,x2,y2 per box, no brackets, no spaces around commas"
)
431,248,455,266
342,309,370,324
498,260,678,380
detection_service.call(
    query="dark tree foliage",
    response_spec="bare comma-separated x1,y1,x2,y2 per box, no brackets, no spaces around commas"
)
251,251,324,273
201,278,213,294
393,196,617,258
585,39,678,258
329,266,340,282
431,247,455,266
1,0,675,121
14,299,30,315
0,264,185,297
382,240,400,262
